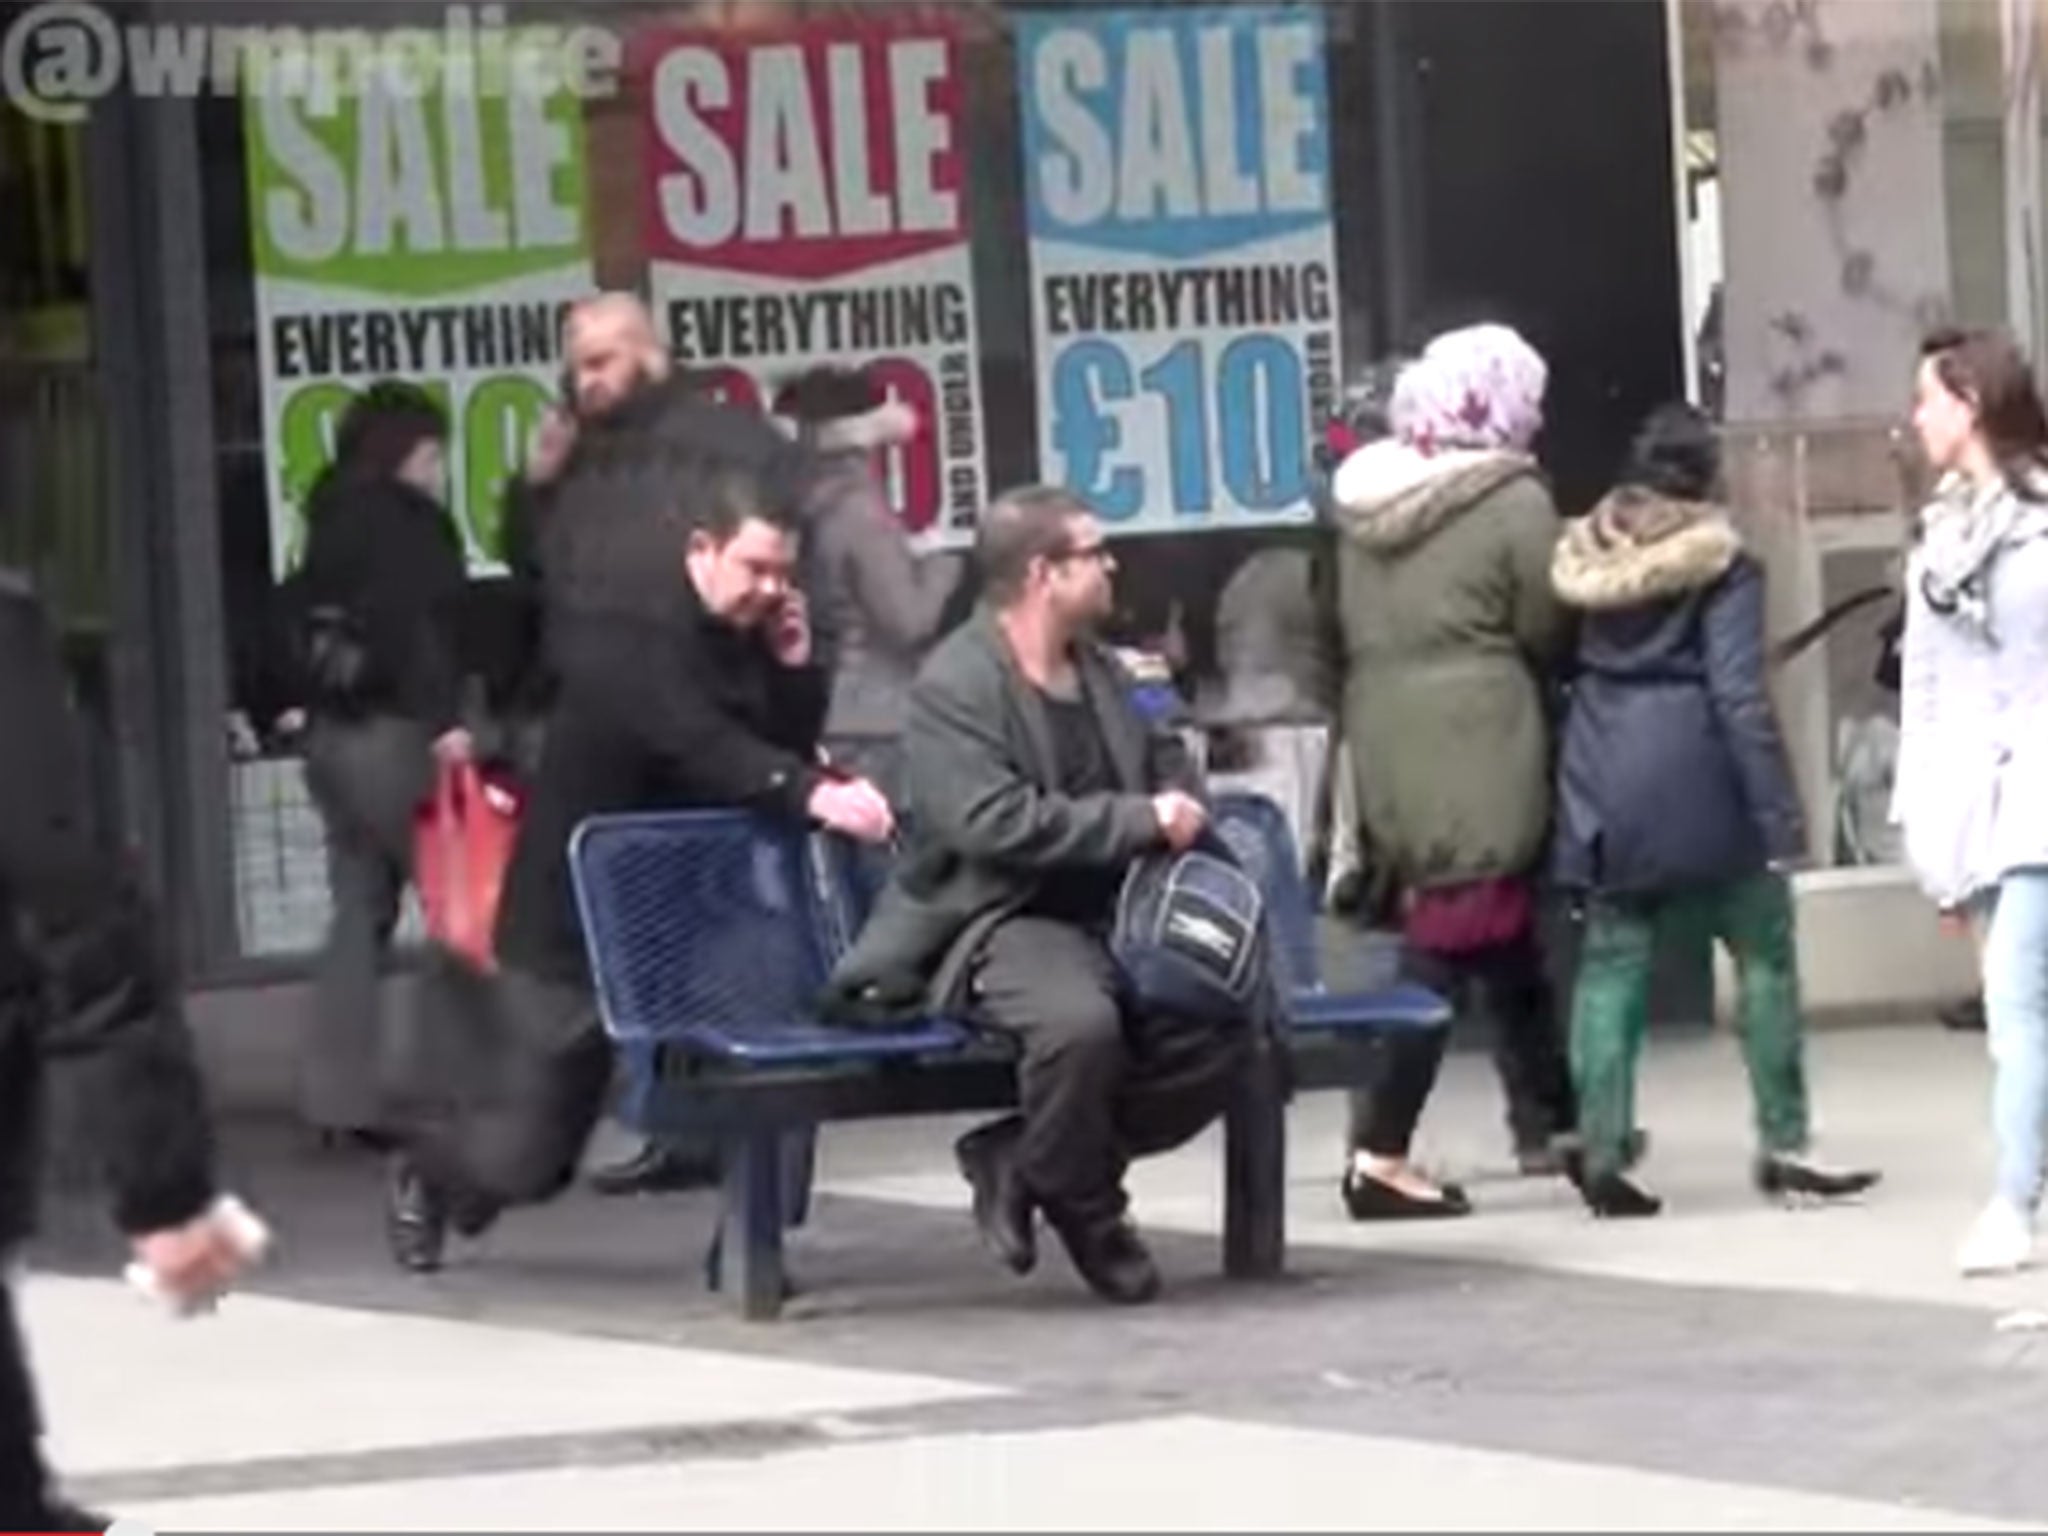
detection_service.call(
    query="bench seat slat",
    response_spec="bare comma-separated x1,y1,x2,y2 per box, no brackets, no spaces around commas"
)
655,1016,974,1065
1288,983,1451,1033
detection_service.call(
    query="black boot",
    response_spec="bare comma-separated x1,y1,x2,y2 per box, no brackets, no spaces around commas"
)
1046,1209,1161,1305
588,1139,721,1197
385,1154,449,1273
1755,1154,1881,1201
1580,1171,1662,1219
955,1116,1036,1275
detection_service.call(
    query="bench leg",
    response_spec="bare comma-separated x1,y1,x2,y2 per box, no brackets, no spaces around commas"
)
1223,1036,1287,1280
716,1129,787,1321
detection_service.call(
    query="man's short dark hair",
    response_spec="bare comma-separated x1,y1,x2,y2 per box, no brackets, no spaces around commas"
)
977,485,1090,604
696,464,800,544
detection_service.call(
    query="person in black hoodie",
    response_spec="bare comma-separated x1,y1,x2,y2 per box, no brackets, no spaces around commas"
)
292,382,472,1147
0,569,254,1529
383,403,895,1273
1550,404,1879,1216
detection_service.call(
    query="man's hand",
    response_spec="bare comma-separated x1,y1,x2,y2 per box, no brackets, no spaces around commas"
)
769,590,813,668
130,1208,254,1307
1151,791,1207,852
809,777,895,844
432,728,474,768
526,408,578,486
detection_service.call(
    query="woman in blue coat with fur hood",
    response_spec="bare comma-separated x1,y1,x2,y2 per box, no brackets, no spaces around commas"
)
1551,403,1878,1217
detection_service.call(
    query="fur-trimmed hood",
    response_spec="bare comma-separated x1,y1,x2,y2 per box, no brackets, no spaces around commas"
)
1551,489,1743,611
1330,439,1537,552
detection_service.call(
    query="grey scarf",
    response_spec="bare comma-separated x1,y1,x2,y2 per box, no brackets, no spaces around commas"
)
1918,469,2048,643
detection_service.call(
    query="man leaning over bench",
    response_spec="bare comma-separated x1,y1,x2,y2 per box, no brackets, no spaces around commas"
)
382,404,896,1273
827,486,1245,1306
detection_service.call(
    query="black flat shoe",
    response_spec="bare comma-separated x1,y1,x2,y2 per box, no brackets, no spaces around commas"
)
1581,1172,1662,1219
1755,1155,1881,1202
1341,1168,1472,1221
955,1116,1037,1275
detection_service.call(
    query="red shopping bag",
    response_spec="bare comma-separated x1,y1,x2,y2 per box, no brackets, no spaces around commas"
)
414,763,522,972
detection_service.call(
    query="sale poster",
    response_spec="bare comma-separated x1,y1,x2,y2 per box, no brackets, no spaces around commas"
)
243,36,596,576
1016,5,1339,534
638,18,986,549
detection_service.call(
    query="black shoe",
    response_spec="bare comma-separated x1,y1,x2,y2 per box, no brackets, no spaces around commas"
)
1580,1172,1662,1219
955,1116,1036,1275
1941,996,1987,1033
1755,1154,1881,1202
1047,1211,1161,1305
385,1154,449,1273
588,1140,721,1197
1341,1167,1472,1221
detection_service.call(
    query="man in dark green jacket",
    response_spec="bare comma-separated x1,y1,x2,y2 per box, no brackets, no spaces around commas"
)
830,487,1238,1306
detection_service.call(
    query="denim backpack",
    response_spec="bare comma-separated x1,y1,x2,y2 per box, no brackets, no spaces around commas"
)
1111,837,1270,1028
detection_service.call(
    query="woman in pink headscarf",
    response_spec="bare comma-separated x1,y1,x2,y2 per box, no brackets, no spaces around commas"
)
1326,324,1580,1219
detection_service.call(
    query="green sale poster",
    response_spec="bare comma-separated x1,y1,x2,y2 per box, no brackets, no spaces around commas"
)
242,37,595,576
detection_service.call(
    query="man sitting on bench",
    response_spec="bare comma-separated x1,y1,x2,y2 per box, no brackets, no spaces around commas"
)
831,487,1244,1305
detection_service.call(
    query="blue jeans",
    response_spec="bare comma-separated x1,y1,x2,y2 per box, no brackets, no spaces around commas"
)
1981,868,2048,1211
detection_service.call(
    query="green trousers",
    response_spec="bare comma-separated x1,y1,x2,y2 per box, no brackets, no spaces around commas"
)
1571,871,1810,1178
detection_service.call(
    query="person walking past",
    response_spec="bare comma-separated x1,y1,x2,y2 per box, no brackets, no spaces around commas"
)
291,382,472,1149
1327,323,1579,1218
1551,403,1880,1216
1894,328,2048,1275
0,568,257,1529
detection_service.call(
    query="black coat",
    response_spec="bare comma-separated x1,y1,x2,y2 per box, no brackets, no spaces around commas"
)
292,474,470,731
493,577,830,987
1551,496,1805,896
0,575,215,1253
475,380,832,722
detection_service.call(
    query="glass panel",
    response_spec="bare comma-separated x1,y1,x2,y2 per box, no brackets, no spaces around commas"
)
1677,0,2012,875
0,98,124,856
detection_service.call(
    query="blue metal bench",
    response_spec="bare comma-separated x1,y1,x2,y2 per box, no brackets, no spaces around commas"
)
569,796,1448,1320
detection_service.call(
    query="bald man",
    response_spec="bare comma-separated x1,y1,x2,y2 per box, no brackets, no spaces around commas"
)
492,294,680,730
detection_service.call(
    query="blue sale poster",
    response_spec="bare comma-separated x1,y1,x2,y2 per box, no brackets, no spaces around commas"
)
1016,5,1339,533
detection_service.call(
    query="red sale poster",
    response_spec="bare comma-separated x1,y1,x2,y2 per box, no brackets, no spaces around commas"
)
637,19,987,548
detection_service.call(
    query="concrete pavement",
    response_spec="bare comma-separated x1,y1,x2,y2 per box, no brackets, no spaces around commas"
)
23,1021,2048,1530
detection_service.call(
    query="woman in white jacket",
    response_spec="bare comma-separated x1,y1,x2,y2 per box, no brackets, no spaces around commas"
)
1897,328,2048,1274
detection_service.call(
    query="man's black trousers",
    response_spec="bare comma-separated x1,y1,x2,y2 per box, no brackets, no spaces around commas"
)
970,917,1243,1231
